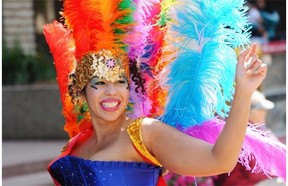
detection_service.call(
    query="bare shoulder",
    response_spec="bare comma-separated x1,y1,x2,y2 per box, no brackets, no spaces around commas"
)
140,118,217,175
140,117,177,145
141,117,167,133
138,117,163,154
141,117,162,126
141,117,176,132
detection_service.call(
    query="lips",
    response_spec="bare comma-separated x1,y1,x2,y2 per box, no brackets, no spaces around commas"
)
100,99,121,112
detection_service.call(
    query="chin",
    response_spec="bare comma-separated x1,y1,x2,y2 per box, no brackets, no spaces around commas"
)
98,109,126,122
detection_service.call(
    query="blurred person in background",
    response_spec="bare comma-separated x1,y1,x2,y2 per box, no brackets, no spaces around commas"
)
247,0,269,45
250,90,274,125
164,91,280,186
254,0,280,41
247,0,280,43
212,90,284,186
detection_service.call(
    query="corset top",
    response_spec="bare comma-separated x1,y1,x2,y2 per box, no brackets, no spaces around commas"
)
49,155,162,186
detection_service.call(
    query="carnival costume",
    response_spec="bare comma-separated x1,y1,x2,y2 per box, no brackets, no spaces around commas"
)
43,0,286,185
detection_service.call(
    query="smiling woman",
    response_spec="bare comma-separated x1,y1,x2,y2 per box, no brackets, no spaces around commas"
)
85,76,130,121
43,0,286,185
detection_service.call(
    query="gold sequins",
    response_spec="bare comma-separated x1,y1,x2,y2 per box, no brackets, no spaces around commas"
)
127,118,162,167
68,49,129,103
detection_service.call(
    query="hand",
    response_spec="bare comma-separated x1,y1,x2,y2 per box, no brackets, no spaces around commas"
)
235,43,267,95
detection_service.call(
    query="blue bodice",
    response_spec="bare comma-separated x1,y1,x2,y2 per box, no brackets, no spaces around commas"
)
49,155,162,186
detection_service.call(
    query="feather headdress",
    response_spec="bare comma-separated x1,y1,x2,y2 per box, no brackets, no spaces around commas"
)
44,0,286,181
44,0,139,136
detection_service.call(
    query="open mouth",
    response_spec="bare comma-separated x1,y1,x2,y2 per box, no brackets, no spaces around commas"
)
100,99,120,112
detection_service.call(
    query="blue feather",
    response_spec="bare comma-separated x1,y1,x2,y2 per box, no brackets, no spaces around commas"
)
159,0,250,128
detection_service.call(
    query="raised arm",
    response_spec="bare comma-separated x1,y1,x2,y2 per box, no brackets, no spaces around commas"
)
211,43,267,173
141,43,267,176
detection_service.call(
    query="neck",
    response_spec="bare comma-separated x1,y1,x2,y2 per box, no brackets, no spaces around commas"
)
90,114,130,142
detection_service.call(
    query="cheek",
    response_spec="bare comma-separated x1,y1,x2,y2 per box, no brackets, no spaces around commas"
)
121,88,130,103
85,87,100,105
124,90,130,101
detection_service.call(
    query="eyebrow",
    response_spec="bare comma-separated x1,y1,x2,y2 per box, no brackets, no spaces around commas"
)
119,76,128,80
90,76,128,82
90,76,102,81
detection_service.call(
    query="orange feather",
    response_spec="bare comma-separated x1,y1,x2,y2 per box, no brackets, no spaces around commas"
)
63,0,135,60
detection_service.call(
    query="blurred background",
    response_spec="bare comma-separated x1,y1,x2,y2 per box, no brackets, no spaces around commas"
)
2,0,286,185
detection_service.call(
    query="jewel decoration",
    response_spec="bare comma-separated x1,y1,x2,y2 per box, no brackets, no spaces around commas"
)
105,58,116,69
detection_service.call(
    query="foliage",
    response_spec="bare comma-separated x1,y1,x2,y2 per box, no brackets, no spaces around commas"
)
3,40,56,85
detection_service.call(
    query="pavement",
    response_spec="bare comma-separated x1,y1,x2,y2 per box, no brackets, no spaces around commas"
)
3,141,66,186
2,140,286,186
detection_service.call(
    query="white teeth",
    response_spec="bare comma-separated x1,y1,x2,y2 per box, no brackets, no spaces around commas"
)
102,102,118,108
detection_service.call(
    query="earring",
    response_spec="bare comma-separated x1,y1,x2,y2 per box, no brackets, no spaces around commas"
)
126,101,134,113
80,101,88,114
77,101,89,122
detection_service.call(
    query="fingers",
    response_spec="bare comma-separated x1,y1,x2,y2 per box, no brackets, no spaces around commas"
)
246,59,262,75
239,43,264,76
256,63,268,78
245,43,258,61
244,54,258,69
238,43,258,63
246,58,267,78
237,43,267,78
238,46,250,62
238,43,267,78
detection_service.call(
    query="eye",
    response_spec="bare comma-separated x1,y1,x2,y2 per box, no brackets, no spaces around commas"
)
116,80,127,84
94,81,105,85
90,77,106,89
90,77,105,86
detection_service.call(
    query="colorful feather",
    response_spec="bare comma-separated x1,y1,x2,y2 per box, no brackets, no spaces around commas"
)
63,0,136,60
43,21,81,137
44,0,286,180
126,0,173,118
125,0,159,118
154,0,285,180
139,0,176,117
43,21,75,103
159,0,250,127
183,118,286,181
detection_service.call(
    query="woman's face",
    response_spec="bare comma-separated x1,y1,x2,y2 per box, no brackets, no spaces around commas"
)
85,76,129,122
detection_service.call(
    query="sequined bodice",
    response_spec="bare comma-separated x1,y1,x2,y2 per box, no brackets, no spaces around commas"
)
49,155,162,186
48,118,165,185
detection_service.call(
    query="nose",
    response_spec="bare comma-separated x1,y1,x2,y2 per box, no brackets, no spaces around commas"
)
105,83,117,95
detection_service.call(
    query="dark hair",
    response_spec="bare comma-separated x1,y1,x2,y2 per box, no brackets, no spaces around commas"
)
129,59,145,94
68,72,79,103
68,59,146,104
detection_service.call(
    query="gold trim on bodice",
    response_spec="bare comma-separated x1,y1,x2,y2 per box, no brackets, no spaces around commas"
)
127,118,162,167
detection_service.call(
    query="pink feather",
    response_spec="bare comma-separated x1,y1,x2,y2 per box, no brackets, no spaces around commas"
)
126,0,159,60
126,0,162,117
182,118,286,181
128,80,152,118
